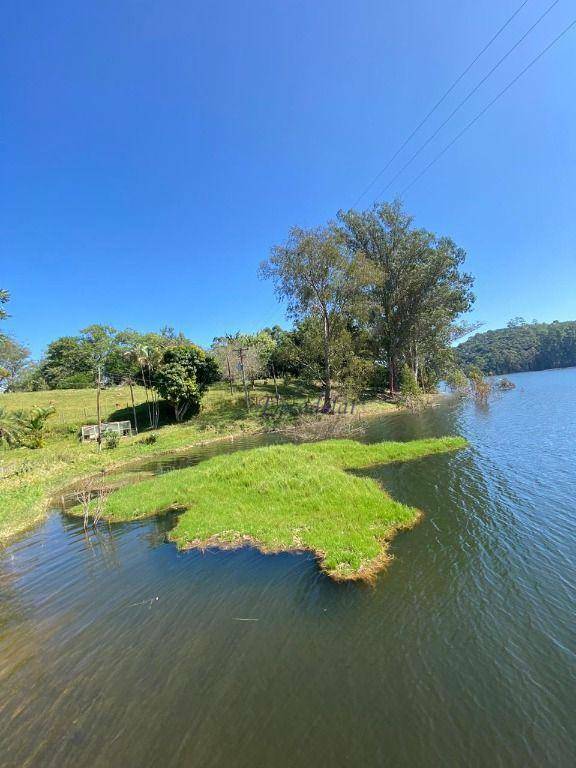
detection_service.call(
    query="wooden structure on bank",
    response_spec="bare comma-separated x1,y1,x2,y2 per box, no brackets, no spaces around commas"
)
81,420,132,443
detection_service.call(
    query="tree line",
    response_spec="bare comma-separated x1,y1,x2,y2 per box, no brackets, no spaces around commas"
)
456,319,576,375
2,200,479,417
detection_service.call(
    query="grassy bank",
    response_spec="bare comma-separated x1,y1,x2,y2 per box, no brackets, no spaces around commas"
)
83,437,467,581
0,381,396,543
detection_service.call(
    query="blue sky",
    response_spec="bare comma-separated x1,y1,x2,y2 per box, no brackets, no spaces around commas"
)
2,0,575,358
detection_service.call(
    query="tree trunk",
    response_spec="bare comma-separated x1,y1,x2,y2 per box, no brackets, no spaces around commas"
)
140,363,152,427
225,352,234,396
388,354,396,395
128,378,139,434
96,366,102,451
322,311,331,412
271,362,279,404
175,400,190,422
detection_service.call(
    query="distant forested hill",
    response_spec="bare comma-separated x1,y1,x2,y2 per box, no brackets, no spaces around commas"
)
456,320,576,374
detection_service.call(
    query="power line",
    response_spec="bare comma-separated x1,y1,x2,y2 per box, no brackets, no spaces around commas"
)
379,0,562,197
352,0,532,206
400,16,576,196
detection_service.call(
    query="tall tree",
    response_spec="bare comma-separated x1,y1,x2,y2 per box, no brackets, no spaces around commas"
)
260,226,356,409
338,201,474,392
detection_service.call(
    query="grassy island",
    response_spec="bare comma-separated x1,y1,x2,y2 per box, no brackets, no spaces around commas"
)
87,436,466,581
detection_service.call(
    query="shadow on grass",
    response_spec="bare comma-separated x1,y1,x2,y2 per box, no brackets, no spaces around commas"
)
108,380,321,433
108,400,175,431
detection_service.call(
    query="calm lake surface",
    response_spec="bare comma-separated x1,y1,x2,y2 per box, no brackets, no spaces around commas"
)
1,368,575,767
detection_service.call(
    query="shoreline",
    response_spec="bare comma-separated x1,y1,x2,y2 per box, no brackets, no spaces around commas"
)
175,509,425,584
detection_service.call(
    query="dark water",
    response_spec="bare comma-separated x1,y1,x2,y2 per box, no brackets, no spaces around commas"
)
1,368,575,767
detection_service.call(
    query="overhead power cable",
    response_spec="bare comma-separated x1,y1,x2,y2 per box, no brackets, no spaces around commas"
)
378,0,562,197
399,16,576,196
352,0,532,206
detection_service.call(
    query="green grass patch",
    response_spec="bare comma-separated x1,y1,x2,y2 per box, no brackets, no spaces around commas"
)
88,437,467,581
2,380,399,543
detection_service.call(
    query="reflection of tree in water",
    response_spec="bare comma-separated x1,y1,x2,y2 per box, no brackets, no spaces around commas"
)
141,509,182,549
81,522,120,572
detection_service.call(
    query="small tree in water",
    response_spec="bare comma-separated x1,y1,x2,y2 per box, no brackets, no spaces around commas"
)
468,366,491,405
445,367,470,397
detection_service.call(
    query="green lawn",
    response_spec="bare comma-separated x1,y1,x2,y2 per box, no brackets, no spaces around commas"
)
0,385,149,432
1,381,396,543
85,437,467,581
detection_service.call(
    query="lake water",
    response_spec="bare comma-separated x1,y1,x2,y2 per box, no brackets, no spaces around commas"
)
1,368,575,767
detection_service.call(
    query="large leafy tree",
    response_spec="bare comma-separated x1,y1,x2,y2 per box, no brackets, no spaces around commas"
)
278,316,370,400
338,201,474,392
260,226,359,409
40,335,94,388
154,345,220,422
0,289,36,391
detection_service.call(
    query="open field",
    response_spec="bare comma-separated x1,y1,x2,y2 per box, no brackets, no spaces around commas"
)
0,381,397,543
1,385,149,430
81,437,467,581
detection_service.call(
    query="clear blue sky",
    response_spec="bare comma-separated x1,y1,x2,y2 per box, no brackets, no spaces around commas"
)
2,0,575,358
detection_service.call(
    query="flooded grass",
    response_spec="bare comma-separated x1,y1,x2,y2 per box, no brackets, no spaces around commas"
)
83,437,467,581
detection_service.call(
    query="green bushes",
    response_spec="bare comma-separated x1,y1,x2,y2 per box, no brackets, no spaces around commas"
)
139,433,158,446
154,345,220,422
399,364,420,396
103,429,120,450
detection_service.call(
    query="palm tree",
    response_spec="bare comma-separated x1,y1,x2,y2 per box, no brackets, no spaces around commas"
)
0,406,55,448
22,406,55,448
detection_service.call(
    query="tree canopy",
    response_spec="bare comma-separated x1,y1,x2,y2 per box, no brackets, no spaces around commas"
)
260,201,474,399
337,201,474,392
154,345,220,421
0,289,9,321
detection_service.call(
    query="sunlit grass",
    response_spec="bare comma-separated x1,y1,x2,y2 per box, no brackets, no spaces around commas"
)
1,381,398,542
92,437,467,581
